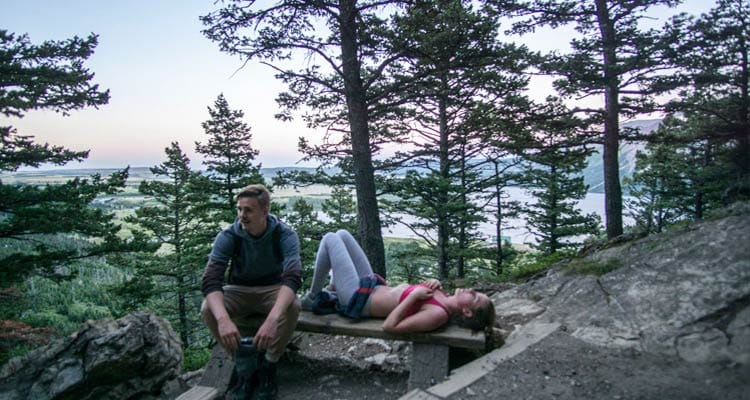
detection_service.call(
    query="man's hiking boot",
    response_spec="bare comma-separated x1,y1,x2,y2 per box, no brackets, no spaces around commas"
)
251,358,278,400
226,337,263,400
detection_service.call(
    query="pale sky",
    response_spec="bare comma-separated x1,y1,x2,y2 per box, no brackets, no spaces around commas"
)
1,0,713,170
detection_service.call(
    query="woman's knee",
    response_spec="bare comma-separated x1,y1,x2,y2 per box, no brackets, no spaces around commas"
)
335,229,354,239
321,231,337,246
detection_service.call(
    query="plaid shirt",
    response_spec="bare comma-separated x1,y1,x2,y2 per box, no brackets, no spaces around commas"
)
338,274,386,319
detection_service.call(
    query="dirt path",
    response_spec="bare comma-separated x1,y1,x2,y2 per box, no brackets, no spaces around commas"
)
445,331,750,400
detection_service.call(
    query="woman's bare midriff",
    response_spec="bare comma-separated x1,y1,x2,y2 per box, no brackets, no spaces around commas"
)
368,284,408,318
368,283,451,318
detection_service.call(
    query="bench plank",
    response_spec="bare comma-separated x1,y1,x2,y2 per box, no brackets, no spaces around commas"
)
235,310,485,350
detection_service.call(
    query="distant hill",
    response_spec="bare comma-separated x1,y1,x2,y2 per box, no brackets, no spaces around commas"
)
582,119,661,193
4,119,660,193
2,166,327,185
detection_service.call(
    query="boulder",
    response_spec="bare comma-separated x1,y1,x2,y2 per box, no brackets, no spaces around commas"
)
0,312,182,400
492,202,750,364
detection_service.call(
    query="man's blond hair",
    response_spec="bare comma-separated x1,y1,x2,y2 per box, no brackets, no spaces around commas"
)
234,184,271,209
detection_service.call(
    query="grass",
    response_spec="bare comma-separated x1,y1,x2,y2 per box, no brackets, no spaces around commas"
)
563,258,622,276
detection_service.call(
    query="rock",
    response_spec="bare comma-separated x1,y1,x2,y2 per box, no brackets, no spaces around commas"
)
493,202,750,364
364,352,401,366
0,312,183,400
362,338,392,352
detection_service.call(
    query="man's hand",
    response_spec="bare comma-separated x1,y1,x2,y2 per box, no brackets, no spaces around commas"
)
217,316,241,353
253,317,279,351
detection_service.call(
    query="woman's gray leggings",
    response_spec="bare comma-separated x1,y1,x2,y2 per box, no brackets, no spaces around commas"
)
310,229,373,306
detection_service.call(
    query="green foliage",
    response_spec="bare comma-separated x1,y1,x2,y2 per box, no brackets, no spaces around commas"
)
0,166,147,288
183,347,211,372
20,311,71,333
0,29,148,293
658,0,750,183
321,186,358,234
13,259,124,336
196,94,266,221
384,238,437,284
66,302,112,323
381,0,531,280
0,126,88,172
503,251,571,282
625,113,737,232
119,142,214,348
518,102,601,255
1,342,35,366
284,197,325,288
0,30,109,118
496,0,681,238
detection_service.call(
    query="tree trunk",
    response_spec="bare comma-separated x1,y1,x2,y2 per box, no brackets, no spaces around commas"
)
595,0,624,238
178,279,189,348
739,28,750,179
437,93,450,280
339,0,386,277
457,143,468,278
548,164,559,255
493,162,503,274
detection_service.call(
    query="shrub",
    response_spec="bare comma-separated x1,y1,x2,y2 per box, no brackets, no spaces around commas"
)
563,258,622,276
20,310,74,335
183,346,211,371
66,302,112,323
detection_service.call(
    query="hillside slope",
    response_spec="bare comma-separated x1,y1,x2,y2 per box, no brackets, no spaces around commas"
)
428,201,750,399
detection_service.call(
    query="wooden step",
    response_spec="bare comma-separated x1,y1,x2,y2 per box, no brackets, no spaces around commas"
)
175,385,219,400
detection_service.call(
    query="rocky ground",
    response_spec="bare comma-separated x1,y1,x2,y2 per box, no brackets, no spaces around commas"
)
447,330,750,400
269,329,750,400
274,332,411,399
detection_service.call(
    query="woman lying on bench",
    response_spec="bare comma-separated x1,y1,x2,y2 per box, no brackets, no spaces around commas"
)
301,230,495,334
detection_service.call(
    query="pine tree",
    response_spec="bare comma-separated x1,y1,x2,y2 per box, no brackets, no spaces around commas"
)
625,114,735,231
0,30,109,117
624,139,684,233
321,186,358,234
659,0,750,185
195,94,265,223
123,142,214,348
0,30,144,289
284,198,325,289
519,104,601,255
492,0,681,238
201,0,392,276
381,0,530,279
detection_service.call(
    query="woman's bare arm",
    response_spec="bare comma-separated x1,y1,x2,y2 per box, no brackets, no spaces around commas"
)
382,286,448,333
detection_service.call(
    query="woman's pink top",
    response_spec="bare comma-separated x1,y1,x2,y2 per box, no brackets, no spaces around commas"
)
399,284,450,318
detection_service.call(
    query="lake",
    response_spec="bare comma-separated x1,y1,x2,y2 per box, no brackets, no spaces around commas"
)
381,187,631,245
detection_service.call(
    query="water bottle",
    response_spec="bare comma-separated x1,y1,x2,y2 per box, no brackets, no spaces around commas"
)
235,336,260,375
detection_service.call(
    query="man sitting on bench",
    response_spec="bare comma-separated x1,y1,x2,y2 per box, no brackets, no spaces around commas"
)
201,184,302,400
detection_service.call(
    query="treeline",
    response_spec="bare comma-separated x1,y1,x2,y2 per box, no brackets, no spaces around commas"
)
1,0,748,367
203,0,749,277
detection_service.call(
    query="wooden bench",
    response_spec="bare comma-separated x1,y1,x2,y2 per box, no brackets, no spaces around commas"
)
193,310,487,397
